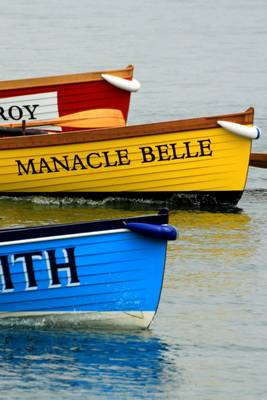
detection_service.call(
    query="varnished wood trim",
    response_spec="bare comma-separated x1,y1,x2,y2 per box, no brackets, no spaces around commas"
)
0,65,134,91
249,152,267,168
0,107,254,150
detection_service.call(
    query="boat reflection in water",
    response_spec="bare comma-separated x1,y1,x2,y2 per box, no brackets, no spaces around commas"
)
168,209,253,266
0,329,180,398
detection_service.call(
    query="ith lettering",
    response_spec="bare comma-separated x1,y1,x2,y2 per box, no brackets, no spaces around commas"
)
0,247,80,293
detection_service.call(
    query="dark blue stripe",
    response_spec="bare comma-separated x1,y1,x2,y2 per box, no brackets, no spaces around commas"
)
0,209,169,242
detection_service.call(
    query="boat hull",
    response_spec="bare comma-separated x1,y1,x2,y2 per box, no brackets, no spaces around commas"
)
0,65,135,132
0,311,155,330
0,211,175,329
0,108,254,208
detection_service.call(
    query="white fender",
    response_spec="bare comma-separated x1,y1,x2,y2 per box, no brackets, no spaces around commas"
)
217,120,261,140
101,74,141,92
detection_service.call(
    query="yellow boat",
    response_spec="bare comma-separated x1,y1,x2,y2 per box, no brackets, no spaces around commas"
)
0,107,260,208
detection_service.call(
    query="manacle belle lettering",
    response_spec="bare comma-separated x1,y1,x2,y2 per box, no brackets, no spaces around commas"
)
15,139,213,176
0,247,80,293
16,149,131,175
139,139,212,162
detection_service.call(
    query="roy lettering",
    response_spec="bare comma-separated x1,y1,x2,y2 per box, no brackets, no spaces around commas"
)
0,104,39,122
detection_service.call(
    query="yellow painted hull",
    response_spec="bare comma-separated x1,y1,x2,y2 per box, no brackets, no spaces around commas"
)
0,108,254,207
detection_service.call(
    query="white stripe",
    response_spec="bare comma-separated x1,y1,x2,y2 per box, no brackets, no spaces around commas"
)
0,228,128,247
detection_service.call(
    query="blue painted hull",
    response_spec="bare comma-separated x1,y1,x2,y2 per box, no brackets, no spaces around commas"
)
0,210,176,329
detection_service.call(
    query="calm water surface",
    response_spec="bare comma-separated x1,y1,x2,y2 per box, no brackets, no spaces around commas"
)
0,0,267,399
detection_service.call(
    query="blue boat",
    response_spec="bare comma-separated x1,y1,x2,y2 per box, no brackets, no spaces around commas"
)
0,209,177,329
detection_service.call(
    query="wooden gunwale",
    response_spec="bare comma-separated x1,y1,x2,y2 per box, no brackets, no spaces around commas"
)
0,65,134,91
0,107,254,151
249,152,267,168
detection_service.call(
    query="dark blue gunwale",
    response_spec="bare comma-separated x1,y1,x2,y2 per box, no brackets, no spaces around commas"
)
0,209,170,242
